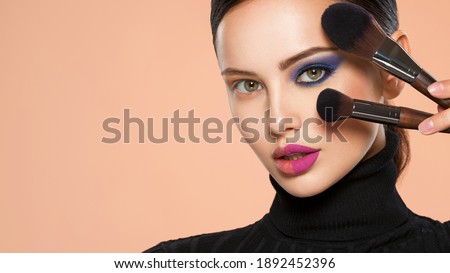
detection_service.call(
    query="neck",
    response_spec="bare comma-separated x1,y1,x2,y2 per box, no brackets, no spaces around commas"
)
268,129,409,241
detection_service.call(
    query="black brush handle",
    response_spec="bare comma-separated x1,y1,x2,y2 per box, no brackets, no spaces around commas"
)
410,69,450,108
399,106,450,134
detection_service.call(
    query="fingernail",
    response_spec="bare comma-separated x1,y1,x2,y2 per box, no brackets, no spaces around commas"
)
428,82,444,95
419,119,434,134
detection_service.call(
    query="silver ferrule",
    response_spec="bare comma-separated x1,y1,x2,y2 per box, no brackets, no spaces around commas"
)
352,100,400,126
372,37,422,84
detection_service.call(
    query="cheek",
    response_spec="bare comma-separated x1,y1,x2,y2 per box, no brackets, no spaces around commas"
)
337,60,384,102
324,62,382,154
343,64,384,144
227,93,268,135
340,119,376,142
227,98,274,162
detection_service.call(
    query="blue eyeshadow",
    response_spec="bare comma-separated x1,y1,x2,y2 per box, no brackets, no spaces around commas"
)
290,55,343,86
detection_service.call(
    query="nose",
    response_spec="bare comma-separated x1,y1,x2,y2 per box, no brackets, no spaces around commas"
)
266,85,303,139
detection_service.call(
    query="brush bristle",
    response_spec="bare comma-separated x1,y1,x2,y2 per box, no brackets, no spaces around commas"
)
316,89,353,122
321,3,386,60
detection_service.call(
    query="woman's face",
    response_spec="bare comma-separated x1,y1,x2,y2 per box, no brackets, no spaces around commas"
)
215,0,388,197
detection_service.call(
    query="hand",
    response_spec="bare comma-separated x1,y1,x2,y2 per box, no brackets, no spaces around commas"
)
418,80,450,135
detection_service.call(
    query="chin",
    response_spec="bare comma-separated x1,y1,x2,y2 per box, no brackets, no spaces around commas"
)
286,187,326,198
274,172,338,198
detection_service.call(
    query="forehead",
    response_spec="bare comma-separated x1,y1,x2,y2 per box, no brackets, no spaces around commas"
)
215,0,334,70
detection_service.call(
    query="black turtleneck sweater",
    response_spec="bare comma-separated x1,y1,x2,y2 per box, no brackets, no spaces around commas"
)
144,130,450,252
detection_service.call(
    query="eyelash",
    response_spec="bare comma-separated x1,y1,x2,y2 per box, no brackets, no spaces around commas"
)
230,63,337,95
231,80,264,95
294,64,335,87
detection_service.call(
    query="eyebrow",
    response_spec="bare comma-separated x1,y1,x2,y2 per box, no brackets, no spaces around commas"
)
278,47,338,71
221,68,257,77
221,46,338,76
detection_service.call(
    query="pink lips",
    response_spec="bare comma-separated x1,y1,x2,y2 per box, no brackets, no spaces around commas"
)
272,144,320,175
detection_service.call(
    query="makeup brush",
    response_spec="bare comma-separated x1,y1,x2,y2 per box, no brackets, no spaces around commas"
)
316,88,450,133
321,3,450,108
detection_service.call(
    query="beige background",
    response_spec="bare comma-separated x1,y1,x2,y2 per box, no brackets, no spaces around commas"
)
1,0,449,252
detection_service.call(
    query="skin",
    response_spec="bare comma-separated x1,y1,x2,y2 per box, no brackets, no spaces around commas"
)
214,0,411,197
419,81,450,135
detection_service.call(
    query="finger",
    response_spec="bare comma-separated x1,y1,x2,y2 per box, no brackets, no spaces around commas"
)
428,80,450,99
418,109,450,135
438,105,446,113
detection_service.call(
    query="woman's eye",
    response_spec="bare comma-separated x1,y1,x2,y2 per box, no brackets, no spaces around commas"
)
296,67,327,84
234,80,263,93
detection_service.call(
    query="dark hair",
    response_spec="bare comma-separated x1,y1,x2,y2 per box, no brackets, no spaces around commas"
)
210,0,410,178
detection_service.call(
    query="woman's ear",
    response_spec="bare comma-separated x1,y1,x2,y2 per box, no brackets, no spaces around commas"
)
381,29,411,100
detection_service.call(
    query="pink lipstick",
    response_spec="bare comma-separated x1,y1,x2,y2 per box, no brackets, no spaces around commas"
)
272,144,320,175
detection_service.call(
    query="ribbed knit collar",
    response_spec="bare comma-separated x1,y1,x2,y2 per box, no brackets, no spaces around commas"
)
268,129,410,241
